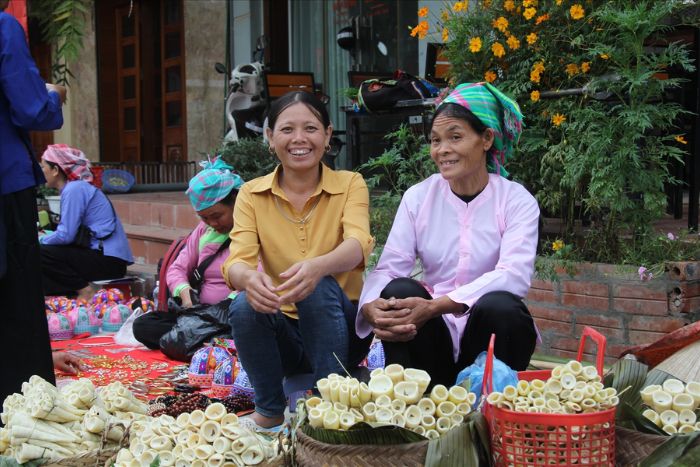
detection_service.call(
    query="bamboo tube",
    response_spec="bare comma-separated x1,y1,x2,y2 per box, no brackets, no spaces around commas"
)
404,368,431,395
421,415,436,430
339,384,350,407
436,401,456,418
679,408,697,426
306,396,323,409
517,380,530,396
663,424,678,435
652,390,673,413
362,402,377,421
374,395,391,409
660,410,679,428
368,375,394,399
560,373,577,390
673,394,694,412
333,402,349,413
384,364,404,384
330,381,341,403
565,361,583,376
430,385,449,404
642,409,660,427
530,379,546,392
448,386,468,404
685,382,700,407
391,399,406,414
436,417,452,434
340,412,356,430
359,382,372,405
582,365,599,381
418,398,436,416
375,408,393,424
323,410,340,430
391,413,406,428
663,379,685,396
456,402,471,416
679,424,696,433
394,381,420,404
317,378,331,401
405,405,423,429
503,385,518,402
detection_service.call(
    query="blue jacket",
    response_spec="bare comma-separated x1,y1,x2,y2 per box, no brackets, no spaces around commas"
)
0,12,63,195
40,181,134,264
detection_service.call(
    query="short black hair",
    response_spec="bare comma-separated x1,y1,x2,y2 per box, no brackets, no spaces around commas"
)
43,160,68,179
219,188,238,207
266,91,331,131
430,102,488,135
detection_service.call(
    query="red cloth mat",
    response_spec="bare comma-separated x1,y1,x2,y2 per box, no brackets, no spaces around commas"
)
51,335,186,400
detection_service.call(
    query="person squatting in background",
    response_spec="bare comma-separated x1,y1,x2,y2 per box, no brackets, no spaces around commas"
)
39,144,133,300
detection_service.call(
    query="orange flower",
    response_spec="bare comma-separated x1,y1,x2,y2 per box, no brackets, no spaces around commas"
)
523,0,537,7
492,16,509,33
535,14,549,25
504,0,515,12
441,10,450,22
581,61,591,73
523,8,537,20
530,61,545,84
555,0,563,5
453,1,467,12
526,33,538,45
675,135,688,145
570,4,585,20
410,21,429,39
492,42,506,58
506,35,520,50
600,53,610,60
485,70,497,83
442,27,449,42
552,113,566,126
418,7,429,18
530,90,540,102
565,63,579,77
469,37,483,53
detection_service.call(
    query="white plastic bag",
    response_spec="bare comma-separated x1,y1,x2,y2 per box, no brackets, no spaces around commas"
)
113,308,146,347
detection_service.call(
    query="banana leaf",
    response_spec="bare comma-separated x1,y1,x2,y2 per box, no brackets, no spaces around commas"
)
640,431,700,467
0,457,43,467
604,358,649,415
425,411,492,467
666,444,700,466
619,401,667,436
301,421,426,445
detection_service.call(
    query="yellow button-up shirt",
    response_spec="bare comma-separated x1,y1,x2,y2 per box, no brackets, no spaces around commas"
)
222,164,374,315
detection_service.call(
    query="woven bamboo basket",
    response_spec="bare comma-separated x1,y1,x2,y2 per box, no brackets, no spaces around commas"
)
295,428,429,467
615,426,668,466
41,447,120,467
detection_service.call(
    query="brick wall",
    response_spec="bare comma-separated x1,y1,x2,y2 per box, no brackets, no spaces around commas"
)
526,261,700,363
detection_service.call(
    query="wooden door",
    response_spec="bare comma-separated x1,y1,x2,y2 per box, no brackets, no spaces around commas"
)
115,3,141,162
160,0,187,162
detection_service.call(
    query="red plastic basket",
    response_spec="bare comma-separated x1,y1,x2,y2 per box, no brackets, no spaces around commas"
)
483,326,615,466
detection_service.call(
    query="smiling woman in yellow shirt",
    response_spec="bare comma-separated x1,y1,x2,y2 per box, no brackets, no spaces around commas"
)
222,91,374,431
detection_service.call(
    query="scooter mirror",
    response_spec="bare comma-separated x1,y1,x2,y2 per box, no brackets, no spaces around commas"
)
214,62,227,74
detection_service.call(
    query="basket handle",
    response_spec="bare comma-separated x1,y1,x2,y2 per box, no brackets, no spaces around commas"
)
576,325,607,377
482,333,497,398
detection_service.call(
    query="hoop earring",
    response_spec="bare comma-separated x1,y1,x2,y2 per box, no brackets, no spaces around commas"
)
268,146,275,155
324,144,331,153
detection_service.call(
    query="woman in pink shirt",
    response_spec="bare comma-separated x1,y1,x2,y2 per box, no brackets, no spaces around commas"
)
133,158,243,349
357,82,539,386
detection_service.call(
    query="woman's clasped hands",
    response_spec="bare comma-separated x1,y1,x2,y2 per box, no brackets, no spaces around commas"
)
244,258,324,313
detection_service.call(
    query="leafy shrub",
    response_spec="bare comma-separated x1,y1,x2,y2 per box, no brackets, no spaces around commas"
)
216,137,278,182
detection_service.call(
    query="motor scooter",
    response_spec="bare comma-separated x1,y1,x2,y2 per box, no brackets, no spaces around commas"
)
215,37,267,142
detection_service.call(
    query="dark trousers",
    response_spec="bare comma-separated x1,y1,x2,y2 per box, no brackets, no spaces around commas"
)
132,312,178,349
380,277,537,387
40,245,127,296
0,188,55,411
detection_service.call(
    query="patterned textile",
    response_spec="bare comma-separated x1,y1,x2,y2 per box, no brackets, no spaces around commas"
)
186,158,244,211
439,82,523,177
42,144,93,182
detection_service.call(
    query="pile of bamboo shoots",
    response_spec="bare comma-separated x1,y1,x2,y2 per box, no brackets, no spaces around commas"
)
0,377,148,464
641,379,700,434
113,403,279,467
305,364,477,439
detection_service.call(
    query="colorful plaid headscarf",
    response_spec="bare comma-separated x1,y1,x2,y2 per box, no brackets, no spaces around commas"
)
438,82,523,177
42,144,93,183
186,158,244,212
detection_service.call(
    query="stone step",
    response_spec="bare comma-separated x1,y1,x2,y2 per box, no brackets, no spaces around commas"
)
109,192,199,231
123,223,191,267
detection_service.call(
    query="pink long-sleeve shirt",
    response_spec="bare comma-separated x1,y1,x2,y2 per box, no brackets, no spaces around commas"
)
357,173,540,361
166,221,232,305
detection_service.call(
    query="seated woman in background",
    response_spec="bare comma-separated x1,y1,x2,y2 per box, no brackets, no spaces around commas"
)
132,158,243,349
39,144,133,300
224,91,374,431
357,82,539,387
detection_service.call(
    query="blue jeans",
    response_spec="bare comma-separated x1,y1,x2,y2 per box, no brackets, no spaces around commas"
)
229,276,365,418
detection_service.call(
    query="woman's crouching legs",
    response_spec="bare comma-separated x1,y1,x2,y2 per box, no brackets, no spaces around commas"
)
295,276,355,383
459,291,537,371
228,293,306,420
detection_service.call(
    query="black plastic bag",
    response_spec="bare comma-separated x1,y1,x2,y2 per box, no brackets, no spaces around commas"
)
159,299,232,362
357,72,431,112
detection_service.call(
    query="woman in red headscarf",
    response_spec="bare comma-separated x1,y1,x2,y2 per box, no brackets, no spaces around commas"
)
39,144,133,300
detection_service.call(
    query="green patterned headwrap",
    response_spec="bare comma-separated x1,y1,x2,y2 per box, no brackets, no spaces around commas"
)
438,82,523,177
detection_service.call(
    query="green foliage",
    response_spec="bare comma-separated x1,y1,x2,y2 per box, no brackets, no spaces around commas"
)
216,137,278,182
29,0,90,85
436,0,696,267
36,184,58,198
357,125,436,251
